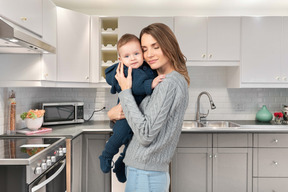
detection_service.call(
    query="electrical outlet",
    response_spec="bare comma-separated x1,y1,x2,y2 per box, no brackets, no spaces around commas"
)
234,103,245,111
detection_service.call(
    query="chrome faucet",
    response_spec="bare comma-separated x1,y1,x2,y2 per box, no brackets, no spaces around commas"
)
196,91,216,122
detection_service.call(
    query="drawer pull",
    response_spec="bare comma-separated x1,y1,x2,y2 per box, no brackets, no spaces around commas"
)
273,161,278,166
273,139,279,143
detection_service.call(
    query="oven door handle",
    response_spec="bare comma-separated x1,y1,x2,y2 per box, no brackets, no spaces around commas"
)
31,159,66,192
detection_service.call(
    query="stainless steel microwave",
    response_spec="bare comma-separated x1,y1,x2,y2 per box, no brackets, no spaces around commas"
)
42,102,84,125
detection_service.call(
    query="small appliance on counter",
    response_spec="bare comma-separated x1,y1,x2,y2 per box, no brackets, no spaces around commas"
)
42,102,84,126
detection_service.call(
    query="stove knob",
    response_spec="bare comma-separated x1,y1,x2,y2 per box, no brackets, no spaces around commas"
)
59,148,64,156
35,164,42,175
46,157,52,166
51,156,56,163
41,160,47,170
62,148,67,153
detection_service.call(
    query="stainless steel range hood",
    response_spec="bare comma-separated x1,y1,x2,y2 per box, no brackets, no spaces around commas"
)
0,18,56,54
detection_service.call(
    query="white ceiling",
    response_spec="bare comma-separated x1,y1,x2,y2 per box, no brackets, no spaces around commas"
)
51,0,288,15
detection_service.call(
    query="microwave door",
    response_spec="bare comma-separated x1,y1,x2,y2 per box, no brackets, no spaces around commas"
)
43,105,76,125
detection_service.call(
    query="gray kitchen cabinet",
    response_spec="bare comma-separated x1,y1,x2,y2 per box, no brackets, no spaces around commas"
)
82,133,111,192
253,133,288,191
71,134,83,192
174,16,240,66
0,0,43,36
57,7,90,83
118,16,174,38
171,133,252,192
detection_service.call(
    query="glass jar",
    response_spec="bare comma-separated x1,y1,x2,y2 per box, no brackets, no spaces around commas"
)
7,90,16,135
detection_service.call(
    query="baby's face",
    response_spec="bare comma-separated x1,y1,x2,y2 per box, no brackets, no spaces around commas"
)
118,41,143,69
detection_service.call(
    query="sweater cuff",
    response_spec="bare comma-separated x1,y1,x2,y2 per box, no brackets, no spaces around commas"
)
118,89,133,101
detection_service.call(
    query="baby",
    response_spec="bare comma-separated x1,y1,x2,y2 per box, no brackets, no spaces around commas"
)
99,33,164,182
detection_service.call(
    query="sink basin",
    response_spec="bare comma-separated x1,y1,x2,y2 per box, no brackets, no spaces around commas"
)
182,121,204,129
203,121,240,128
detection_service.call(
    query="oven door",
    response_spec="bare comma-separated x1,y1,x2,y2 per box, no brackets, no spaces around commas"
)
28,157,66,192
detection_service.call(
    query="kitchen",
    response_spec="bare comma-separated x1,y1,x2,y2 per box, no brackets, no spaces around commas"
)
1,0,288,191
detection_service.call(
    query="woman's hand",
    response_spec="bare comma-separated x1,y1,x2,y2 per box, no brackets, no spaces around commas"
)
107,103,125,122
115,62,132,90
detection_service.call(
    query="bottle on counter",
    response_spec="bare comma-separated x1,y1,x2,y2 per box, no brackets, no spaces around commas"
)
7,90,16,135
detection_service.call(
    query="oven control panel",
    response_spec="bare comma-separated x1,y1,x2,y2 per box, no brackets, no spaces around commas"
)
33,147,66,175
26,138,66,184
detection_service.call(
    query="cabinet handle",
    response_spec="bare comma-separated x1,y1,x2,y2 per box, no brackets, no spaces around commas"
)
209,54,212,59
213,154,217,158
20,17,28,22
43,73,48,79
209,154,213,158
273,161,278,166
85,76,89,80
202,54,206,58
273,139,279,143
283,76,287,81
275,76,280,81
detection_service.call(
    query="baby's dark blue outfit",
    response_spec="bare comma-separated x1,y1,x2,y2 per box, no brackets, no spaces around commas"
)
99,61,157,183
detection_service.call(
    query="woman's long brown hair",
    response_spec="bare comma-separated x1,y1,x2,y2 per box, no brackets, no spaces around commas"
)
140,23,190,85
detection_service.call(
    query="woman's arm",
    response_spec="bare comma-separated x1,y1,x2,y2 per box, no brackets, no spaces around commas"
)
115,62,177,146
107,103,125,122
119,82,176,146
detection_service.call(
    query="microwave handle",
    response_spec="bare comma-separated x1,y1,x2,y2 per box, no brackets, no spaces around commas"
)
31,159,66,192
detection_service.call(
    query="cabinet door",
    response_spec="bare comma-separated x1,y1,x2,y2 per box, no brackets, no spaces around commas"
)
281,17,288,82
207,17,240,61
82,134,111,192
42,0,57,81
0,0,42,36
118,16,174,38
72,135,82,192
171,148,212,192
57,7,90,82
241,17,282,83
174,17,207,61
213,148,252,192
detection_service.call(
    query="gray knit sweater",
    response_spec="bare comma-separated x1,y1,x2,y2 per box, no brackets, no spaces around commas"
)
118,70,189,172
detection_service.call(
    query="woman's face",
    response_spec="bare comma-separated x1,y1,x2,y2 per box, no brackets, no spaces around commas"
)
141,33,172,74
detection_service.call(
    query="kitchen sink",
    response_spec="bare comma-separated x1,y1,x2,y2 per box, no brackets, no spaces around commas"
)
182,121,204,129
202,121,240,128
182,120,240,129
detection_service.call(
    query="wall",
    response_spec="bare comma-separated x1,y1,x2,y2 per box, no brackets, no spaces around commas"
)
0,67,287,134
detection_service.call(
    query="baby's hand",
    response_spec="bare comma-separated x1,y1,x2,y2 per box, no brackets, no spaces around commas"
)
152,75,165,89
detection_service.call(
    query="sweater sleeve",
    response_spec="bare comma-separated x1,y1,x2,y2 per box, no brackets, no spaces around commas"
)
118,80,176,146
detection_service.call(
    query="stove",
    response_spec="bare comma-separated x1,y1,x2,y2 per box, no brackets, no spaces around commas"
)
0,137,66,192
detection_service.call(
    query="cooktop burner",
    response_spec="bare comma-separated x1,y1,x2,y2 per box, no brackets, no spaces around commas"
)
0,137,61,159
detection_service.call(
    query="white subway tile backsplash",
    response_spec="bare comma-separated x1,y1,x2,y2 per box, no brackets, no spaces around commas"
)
0,67,287,134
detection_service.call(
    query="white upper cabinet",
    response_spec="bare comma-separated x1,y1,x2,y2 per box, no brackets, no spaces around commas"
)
118,16,174,38
42,0,57,81
241,17,283,84
0,0,43,36
174,17,241,65
56,7,90,83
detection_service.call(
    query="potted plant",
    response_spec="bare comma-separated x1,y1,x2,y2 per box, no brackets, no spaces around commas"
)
20,109,45,130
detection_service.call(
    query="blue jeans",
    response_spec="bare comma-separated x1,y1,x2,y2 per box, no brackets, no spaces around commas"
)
125,166,170,192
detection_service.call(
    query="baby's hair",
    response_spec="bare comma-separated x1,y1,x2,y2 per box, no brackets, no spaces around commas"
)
117,33,140,52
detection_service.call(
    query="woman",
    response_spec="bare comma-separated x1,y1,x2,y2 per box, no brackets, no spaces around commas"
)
109,23,190,192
